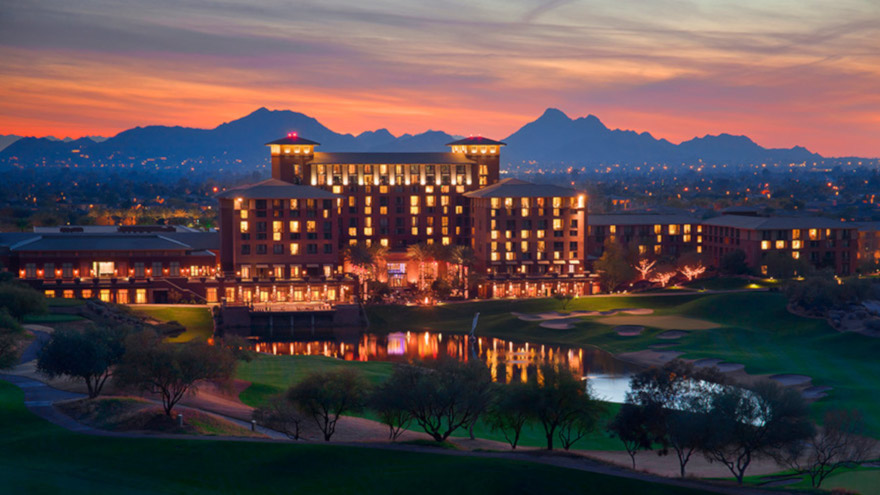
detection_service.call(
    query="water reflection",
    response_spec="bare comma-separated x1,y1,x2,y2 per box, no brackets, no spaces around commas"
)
252,331,637,402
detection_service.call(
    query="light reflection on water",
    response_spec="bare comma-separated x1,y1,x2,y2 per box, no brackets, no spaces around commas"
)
252,331,637,403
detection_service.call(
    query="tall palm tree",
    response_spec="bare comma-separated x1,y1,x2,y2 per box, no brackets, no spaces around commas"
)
406,243,432,290
450,245,476,295
344,243,376,298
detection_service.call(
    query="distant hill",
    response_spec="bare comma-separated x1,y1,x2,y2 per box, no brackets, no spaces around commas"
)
0,135,21,152
502,108,821,165
0,107,834,170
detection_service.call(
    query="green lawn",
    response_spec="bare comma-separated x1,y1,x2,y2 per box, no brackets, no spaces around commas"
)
823,468,880,495
22,314,84,324
237,354,624,450
368,291,880,435
129,305,214,342
0,380,703,495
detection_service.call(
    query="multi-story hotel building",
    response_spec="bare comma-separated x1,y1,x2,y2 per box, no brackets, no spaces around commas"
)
466,179,590,298
701,214,859,275
586,214,702,259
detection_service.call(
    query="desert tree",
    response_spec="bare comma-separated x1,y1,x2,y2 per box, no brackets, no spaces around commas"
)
37,325,130,398
627,360,726,477
253,396,306,440
703,381,815,484
594,239,636,291
390,359,492,442
485,382,533,449
369,372,414,441
607,403,653,469
529,363,602,450
774,409,876,488
115,331,236,416
288,368,370,442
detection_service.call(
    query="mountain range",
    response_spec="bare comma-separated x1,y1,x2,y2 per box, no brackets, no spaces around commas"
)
0,107,833,170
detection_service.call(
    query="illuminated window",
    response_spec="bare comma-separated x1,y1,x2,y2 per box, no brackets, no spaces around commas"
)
426,196,435,207
792,229,801,240
761,240,770,250
99,289,111,303
240,221,249,233
240,210,248,219
82,289,93,299
455,206,463,214
537,230,545,238
553,219,563,230
44,290,55,298
381,238,389,247
809,229,819,240
552,197,562,208
491,252,500,261
307,221,316,233
521,241,529,252
638,245,647,255
521,230,530,239
792,251,800,259
135,289,146,304
654,245,662,255
491,230,499,240
273,221,283,241
289,243,299,255
442,237,450,246
290,199,298,210
775,240,785,249
411,227,418,235
506,252,516,260
654,224,662,234
609,225,616,234
491,198,500,208
683,235,692,243
63,289,74,299
656,235,662,243
684,224,691,234
668,224,680,235
792,240,802,249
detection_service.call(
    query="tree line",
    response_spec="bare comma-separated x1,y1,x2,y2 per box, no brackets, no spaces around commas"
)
255,360,604,451
607,360,876,487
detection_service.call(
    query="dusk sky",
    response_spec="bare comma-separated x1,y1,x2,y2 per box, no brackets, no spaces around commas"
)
1,0,878,157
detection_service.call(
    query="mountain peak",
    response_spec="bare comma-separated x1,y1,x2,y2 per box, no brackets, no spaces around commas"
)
537,108,571,122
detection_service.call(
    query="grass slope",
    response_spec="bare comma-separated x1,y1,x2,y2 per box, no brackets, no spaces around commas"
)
0,380,701,495
129,306,214,342
369,292,880,434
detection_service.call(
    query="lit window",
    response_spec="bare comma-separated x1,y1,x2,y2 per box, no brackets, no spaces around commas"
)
792,251,800,259
792,240,802,249
654,224,662,234
521,230,530,239
761,240,770,250
553,219,563,230
240,221,249,233
775,240,785,249
290,243,299,255
135,289,147,304
290,221,300,232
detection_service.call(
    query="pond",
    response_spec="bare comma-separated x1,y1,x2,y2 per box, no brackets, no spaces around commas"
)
252,330,638,402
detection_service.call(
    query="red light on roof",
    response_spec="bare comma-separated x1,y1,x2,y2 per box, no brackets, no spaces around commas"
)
288,132,297,138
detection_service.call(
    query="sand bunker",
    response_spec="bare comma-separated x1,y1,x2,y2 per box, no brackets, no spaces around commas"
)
538,318,582,330
802,386,832,399
514,308,655,323
615,325,645,337
596,315,720,330
618,349,682,366
649,343,678,349
770,374,812,386
656,330,689,339
693,358,745,373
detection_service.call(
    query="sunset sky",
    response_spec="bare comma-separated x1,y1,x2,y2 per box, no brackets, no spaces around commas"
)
1,0,878,157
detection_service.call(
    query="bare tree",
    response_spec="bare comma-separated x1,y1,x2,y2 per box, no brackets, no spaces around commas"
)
651,271,676,287
485,382,533,449
634,258,656,280
253,396,306,440
775,409,876,488
680,263,707,282
370,373,413,441
607,403,653,469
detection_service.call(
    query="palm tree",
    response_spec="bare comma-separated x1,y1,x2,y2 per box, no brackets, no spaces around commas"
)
344,243,378,298
450,246,476,295
406,243,432,291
